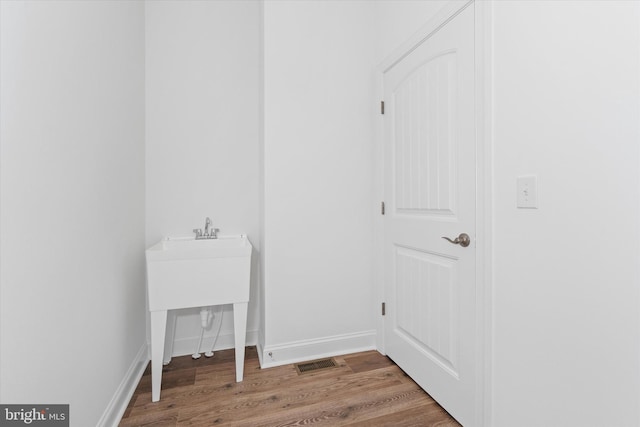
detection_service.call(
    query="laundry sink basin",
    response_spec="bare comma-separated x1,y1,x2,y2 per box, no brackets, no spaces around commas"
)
145,234,253,402
146,234,252,311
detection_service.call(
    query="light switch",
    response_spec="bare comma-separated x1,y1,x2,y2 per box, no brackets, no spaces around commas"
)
517,175,538,209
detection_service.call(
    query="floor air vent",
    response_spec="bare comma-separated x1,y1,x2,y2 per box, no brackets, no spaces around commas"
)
294,358,338,374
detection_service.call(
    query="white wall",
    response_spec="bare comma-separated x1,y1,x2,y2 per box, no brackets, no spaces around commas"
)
491,2,640,426
261,0,377,365
0,1,146,425
145,1,261,355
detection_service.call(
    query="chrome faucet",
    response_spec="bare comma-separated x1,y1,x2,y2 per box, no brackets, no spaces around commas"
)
204,217,211,236
193,217,218,240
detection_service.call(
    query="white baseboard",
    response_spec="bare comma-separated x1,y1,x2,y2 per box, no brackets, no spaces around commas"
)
259,330,377,369
97,342,149,427
169,329,259,358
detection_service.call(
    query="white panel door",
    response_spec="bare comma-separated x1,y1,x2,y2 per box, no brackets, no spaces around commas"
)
383,4,476,426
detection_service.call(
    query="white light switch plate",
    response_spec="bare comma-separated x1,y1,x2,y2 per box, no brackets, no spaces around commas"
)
517,175,538,209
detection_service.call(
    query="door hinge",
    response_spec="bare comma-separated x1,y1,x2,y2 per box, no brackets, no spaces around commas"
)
381,201,385,215
380,101,385,115
382,302,386,316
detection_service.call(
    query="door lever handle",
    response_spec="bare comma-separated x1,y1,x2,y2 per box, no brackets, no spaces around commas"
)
441,233,471,247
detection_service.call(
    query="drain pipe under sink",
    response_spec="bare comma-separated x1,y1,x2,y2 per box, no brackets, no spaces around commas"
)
205,306,224,358
192,306,224,359
192,307,212,359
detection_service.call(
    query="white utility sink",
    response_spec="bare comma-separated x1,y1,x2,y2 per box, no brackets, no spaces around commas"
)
145,234,252,402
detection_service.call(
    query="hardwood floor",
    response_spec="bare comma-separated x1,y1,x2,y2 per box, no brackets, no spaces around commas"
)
120,347,461,426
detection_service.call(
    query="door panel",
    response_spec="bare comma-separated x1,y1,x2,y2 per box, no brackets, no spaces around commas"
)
383,4,476,426
395,246,459,376
394,51,457,215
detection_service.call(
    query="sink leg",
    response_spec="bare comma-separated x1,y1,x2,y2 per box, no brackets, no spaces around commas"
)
233,302,248,382
163,311,177,366
150,310,167,402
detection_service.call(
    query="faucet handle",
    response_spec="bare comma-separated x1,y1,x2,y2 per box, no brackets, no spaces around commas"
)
193,228,202,238
212,228,220,239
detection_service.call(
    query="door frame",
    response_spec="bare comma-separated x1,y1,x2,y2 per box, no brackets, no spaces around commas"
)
373,1,493,425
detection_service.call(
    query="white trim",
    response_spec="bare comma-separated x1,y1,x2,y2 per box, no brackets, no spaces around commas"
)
259,330,377,369
377,0,473,73
374,68,385,355
96,342,148,427
637,3,640,424
475,2,494,427
375,1,491,426
169,329,259,359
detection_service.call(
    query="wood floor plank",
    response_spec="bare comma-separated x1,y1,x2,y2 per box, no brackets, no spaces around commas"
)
175,367,408,426
346,400,462,427
193,358,296,387
342,350,396,373
131,359,359,416
119,409,179,427
135,368,197,394
120,348,459,427
237,382,427,427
